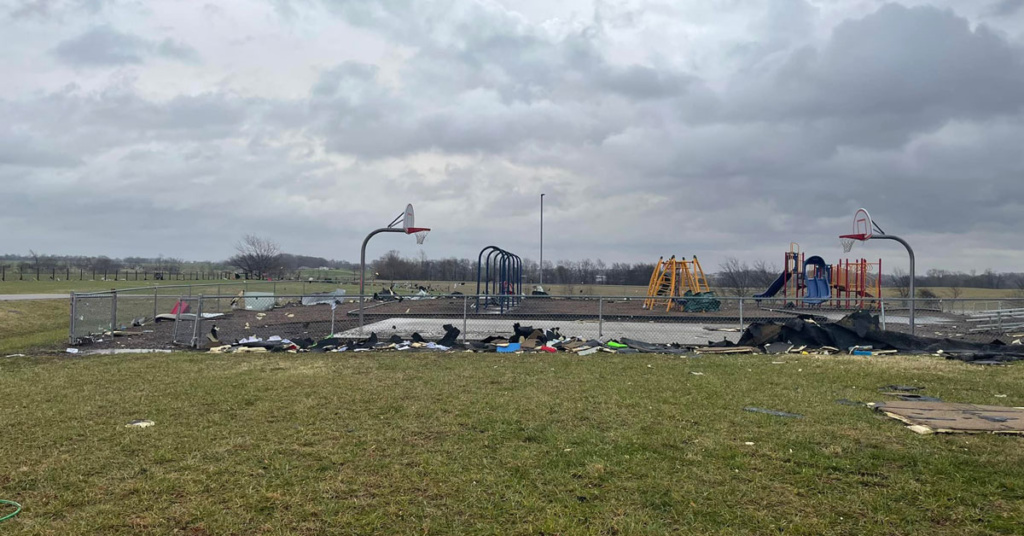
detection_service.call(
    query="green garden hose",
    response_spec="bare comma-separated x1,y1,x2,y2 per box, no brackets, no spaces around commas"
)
0,499,21,522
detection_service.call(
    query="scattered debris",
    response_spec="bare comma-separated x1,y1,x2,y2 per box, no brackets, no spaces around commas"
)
695,346,757,354
3,354,26,358
741,311,1024,361
154,313,225,322
65,348,79,354
79,349,174,356
872,401,1024,434
125,419,155,428
879,385,923,392
301,289,347,306
764,342,792,354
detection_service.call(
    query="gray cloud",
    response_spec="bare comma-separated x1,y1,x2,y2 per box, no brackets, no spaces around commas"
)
52,25,199,66
2,0,1024,272
988,0,1024,17
8,0,111,20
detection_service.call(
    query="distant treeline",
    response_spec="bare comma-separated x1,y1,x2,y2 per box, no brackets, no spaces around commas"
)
3,251,1023,291
0,253,358,281
371,250,658,286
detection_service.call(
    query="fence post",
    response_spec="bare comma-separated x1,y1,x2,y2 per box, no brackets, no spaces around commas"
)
463,295,468,344
598,297,603,337
111,291,118,332
880,298,886,331
153,287,159,321
192,296,204,348
69,292,76,344
738,298,744,330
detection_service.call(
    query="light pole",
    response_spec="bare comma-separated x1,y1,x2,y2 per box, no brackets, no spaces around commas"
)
540,193,545,287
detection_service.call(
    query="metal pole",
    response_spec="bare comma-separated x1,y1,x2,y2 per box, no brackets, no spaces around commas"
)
331,302,336,336
153,287,158,321
69,292,76,344
598,297,603,337
540,193,544,287
739,297,744,330
111,291,118,332
463,295,468,344
359,227,405,331
872,234,915,335
880,297,886,331
192,295,203,348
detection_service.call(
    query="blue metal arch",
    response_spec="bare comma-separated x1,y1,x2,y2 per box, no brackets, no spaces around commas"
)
475,246,523,313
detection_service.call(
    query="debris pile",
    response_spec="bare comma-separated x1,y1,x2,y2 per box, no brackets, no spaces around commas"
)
196,310,1024,359
738,311,1024,362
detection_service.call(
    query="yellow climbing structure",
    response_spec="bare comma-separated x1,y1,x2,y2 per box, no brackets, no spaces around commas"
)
643,255,712,311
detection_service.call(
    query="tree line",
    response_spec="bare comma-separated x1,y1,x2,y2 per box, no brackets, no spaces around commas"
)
5,236,1023,293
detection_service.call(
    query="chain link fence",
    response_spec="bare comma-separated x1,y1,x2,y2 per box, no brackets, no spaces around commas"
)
69,287,1024,349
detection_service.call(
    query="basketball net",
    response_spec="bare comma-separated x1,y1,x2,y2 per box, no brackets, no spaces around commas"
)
841,237,856,253
414,230,429,245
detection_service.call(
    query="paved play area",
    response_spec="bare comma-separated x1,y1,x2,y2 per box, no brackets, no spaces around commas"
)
337,317,743,345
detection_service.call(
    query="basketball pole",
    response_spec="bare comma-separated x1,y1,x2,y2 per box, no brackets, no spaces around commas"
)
359,228,406,331
870,234,915,336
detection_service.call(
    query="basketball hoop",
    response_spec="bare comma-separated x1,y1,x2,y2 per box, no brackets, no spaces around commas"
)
840,208,875,253
840,237,855,253
408,227,430,245
840,234,866,253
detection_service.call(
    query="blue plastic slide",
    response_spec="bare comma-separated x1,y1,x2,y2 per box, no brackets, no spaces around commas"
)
803,256,831,305
754,271,789,299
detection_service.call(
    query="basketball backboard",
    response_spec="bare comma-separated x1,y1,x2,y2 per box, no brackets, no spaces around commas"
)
840,207,874,253
402,204,415,231
850,208,873,240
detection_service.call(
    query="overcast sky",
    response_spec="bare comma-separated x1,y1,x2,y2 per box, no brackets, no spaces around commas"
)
2,0,1023,272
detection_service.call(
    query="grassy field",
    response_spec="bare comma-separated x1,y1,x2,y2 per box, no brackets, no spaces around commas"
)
0,300,68,355
2,350,1024,534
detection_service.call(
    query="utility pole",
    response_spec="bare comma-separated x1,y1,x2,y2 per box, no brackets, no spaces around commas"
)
540,193,545,287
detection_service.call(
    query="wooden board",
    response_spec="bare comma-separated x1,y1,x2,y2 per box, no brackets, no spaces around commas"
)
873,401,1024,435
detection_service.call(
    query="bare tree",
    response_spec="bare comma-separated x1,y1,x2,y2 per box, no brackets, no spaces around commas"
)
717,257,753,297
229,234,281,279
750,259,779,289
891,267,911,299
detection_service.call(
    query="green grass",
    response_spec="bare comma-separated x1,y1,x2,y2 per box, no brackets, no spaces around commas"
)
2,351,1024,534
0,300,68,355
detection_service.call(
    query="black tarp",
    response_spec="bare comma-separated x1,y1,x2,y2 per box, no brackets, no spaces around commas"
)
739,311,1024,362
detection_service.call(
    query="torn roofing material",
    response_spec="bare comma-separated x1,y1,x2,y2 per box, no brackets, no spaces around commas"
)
739,311,1024,361
874,401,1024,434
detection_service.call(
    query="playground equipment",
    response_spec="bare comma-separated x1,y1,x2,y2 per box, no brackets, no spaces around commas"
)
755,243,882,308
475,246,522,313
642,256,719,312
359,204,431,329
840,207,916,334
